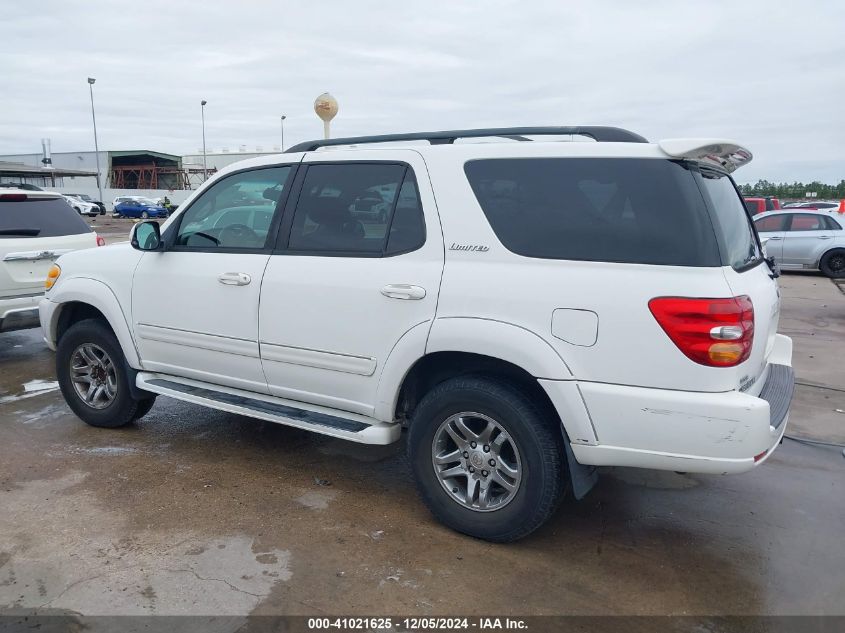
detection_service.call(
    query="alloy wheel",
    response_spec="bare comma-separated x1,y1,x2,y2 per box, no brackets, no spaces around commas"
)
69,343,118,410
431,411,523,512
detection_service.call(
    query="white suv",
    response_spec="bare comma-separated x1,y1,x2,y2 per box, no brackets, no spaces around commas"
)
1,189,103,333
39,127,794,541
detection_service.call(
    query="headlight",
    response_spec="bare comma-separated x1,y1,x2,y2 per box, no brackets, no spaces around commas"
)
45,264,61,290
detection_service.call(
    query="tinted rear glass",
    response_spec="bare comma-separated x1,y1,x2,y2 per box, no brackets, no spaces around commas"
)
696,169,762,270
0,197,92,238
464,158,721,266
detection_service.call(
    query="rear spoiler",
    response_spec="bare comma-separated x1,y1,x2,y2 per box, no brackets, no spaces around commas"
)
658,138,752,173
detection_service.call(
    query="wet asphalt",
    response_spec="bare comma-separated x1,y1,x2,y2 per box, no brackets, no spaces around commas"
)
0,226,843,618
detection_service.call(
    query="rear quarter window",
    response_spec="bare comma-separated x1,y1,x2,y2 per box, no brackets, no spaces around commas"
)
0,197,92,238
464,158,722,267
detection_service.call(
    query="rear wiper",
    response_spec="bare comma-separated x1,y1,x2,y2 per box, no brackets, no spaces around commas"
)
0,228,40,236
765,255,780,279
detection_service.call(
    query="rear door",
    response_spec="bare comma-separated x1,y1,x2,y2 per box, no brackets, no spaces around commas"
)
0,194,95,300
781,213,834,267
258,151,443,417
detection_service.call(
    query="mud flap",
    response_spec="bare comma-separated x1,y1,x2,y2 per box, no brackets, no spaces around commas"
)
563,429,598,500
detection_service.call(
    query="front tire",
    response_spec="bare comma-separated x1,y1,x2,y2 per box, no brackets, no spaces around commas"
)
56,319,144,428
820,249,845,278
408,376,566,542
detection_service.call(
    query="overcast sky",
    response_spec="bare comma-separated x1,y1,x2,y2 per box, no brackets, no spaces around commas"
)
1,0,843,184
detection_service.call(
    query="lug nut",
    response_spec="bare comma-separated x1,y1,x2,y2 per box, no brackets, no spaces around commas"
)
469,467,475,473
483,445,490,452
470,441,477,449
463,451,469,458
489,459,496,467
481,470,489,477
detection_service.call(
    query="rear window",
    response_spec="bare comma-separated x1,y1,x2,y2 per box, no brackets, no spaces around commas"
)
464,158,722,266
696,169,763,270
0,197,92,238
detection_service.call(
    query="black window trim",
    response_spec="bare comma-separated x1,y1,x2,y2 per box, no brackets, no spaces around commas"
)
826,215,842,230
272,159,427,259
162,163,300,255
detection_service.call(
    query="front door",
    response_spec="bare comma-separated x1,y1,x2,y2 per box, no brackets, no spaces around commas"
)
131,164,295,393
753,213,788,263
258,152,443,416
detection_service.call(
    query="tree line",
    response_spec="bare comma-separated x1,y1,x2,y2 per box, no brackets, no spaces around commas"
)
737,180,845,200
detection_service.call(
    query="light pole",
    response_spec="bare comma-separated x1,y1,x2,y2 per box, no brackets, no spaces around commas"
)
280,115,287,151
87,78,104,204
201,100,208,180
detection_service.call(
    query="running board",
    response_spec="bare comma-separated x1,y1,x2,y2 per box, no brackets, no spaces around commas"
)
136,373,401,445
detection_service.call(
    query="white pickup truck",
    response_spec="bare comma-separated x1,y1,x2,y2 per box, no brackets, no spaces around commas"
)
39,127,794,541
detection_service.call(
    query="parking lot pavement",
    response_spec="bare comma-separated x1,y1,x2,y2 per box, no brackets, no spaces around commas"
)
0,274,842,618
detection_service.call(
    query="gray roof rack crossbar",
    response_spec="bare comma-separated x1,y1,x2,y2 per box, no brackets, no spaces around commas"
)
285,126,647,153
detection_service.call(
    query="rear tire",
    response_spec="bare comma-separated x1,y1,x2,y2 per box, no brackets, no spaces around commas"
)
820,249,845,278
56,319,143,428
408,376,566,542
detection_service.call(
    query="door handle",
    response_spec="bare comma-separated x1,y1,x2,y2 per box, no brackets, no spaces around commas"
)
817,236,832,240
217,272,251,286
381,284,426,300
767,236,783,240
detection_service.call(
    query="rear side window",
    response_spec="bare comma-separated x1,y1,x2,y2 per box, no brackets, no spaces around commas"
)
825,216,842,230
754,215,787,232
464,158,721,266
287,163,424,255
788,214,826,231
0,197,92,238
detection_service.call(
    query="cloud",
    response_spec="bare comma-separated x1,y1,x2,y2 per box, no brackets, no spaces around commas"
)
0,0,842,183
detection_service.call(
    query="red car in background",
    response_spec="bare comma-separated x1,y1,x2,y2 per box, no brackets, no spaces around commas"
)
743,196,781,215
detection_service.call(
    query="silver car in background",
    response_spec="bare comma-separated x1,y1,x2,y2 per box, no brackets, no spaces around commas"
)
754,210,845,278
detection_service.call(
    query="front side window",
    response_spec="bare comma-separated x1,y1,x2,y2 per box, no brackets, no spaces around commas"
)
287,163,424,255
175,166,291,249
753,214,787,232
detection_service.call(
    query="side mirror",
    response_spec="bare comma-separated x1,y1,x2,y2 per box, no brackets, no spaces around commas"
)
131,221,162,251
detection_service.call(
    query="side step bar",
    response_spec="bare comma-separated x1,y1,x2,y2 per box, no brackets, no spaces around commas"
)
136,373,401,445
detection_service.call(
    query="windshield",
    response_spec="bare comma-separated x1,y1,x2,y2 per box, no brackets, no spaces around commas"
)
695,169,762,270
136,198,158,206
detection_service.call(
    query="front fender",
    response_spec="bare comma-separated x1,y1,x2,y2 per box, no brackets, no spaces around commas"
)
42,276,141,368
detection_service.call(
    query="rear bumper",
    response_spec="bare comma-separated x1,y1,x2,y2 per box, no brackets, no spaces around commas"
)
559,335,794,475
0,294,43,333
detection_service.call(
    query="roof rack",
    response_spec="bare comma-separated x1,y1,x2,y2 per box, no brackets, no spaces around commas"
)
285,126,648,153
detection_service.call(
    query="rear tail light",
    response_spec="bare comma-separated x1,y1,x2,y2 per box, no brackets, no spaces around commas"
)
649,296,754,367
96,234,106,247
0,193,27,201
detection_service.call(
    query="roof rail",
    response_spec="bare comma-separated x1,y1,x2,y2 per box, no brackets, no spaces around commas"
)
284,126,648,153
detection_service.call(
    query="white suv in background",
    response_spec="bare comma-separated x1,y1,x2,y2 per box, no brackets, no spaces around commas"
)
0,189,103,333
39,127,794,542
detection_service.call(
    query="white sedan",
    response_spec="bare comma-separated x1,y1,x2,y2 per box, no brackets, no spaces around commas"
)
754,209,845,278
